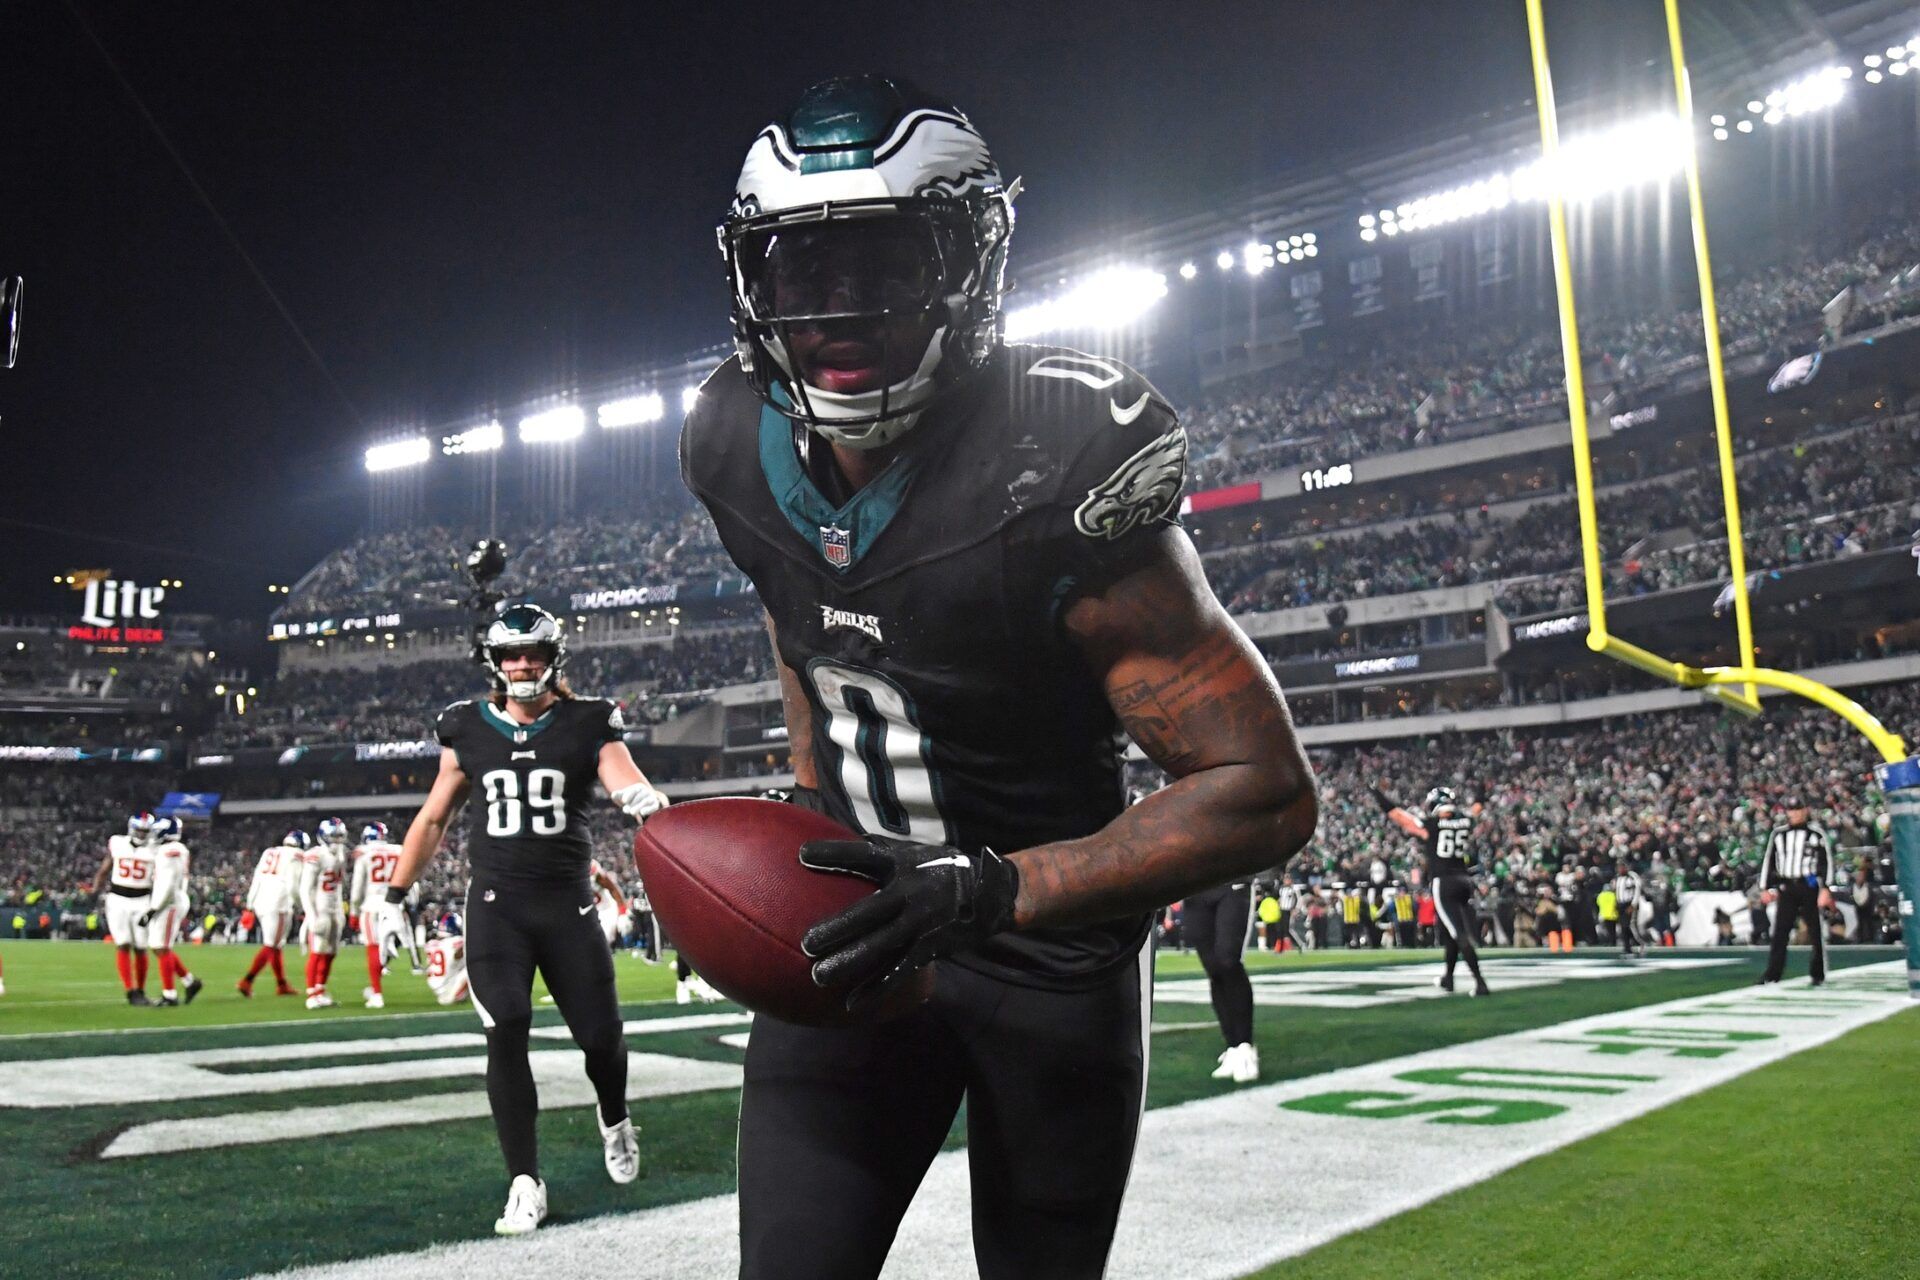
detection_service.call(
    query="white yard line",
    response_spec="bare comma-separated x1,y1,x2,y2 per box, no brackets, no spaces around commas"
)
256,962,1913,1280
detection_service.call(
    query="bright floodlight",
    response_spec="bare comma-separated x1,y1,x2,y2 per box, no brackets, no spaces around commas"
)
1893,61,1911,76
1713,127,1730,141
1178,261,1198,280
1747,99,1764,112
1304,243,1318,257
1709,113,1726,126
598,393,665,428
1737,119,1755,132
364,437,429,473
1215,250,1234,271
1865,54,1882,67
682,385,702,413
1763,65,1847,116
1360,227,1378,242
1302,232,1316,245
1003,265,1170,339
441,420,504,456
519,404,586,443
1240,242,1273,276
1866,69,1885,83
1358,213,1375,228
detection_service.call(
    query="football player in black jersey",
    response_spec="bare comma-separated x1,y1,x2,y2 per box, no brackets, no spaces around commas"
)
385,604,668,1236
1374,783,1490,996
687,76,1317,1280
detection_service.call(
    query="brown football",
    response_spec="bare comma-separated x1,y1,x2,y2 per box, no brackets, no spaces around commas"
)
632,797,933,1027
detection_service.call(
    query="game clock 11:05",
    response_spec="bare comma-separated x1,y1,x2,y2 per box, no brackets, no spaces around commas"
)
1300,463,1354,491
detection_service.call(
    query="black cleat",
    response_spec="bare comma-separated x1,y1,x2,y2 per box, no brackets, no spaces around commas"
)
1472,979,1491,997
158,994,180,1008
126,989,152,1007
1435,974,1454,993
182,974,205,1005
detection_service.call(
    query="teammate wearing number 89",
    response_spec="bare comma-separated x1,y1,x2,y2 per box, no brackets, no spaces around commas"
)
686,76,1318,1279
387,603,669,1236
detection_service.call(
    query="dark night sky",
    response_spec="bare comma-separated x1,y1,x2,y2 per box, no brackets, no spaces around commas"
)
2,0,1823,617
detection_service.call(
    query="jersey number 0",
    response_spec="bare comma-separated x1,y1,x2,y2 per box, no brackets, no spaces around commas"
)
481,768,568,837
805,660,953,845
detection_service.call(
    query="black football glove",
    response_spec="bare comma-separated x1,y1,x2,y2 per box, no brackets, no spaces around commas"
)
799,835,1020,1012
136,907,157,927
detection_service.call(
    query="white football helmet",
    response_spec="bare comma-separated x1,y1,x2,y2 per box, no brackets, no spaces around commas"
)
719,74,1017,450
317,817,350,848
481,603,568,702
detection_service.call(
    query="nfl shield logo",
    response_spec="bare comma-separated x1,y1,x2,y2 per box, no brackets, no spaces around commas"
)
820,524,853,569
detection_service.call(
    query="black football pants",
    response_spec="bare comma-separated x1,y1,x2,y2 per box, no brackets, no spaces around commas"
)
1762,880,1827,984
466,878,629,1178
1432,873,1485,985
1183,880,1255,1047
738,947,1152,1280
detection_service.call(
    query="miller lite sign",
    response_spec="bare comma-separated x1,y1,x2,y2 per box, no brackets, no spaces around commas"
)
67,571,167,644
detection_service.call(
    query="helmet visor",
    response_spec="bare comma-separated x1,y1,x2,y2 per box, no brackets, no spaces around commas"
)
735,210,952,325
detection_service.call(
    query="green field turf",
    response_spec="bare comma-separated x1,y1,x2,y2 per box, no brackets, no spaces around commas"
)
1,939,1908,1279
1266,1012,1920,1280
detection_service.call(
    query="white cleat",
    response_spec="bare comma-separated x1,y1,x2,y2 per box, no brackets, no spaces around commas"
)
1210,1043,1260,1083
305,993,336,1010
689,975,724,1004
494,1174,547,1236
362,987,385,1009
675,979,693,1005
599,1114,640,1185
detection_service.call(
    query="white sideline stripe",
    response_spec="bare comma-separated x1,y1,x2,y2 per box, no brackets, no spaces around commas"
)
255,963,1913,1280
0,1016,750,1110
0,995,693,1042
102,1052,743,1159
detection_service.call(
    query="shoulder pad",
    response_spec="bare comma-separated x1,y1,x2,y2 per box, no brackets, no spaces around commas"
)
435,699,477,744
679,357,757,501
1005,345,1185,536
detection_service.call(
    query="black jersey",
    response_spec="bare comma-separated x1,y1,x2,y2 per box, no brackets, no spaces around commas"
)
683,344,1187,990
1423,809,1477,880
435,696,624,888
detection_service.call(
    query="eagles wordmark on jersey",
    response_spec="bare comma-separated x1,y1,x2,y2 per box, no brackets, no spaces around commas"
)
684,342,1186,989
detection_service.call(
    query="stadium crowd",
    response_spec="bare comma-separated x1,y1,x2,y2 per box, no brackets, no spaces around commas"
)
1185,206,1920,489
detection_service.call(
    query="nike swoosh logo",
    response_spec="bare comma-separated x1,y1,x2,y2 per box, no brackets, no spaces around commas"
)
916,855,971,871
578,904,595,915
1110,392,1149,426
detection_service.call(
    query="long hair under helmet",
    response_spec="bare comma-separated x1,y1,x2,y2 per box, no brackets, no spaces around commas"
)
480,603,569,702
718,74,1018,450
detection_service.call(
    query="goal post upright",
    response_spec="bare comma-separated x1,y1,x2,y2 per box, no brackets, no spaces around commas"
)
1522,0,1919,993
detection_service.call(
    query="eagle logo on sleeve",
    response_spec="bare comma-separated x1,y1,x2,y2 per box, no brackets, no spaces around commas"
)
1072,426,1187,541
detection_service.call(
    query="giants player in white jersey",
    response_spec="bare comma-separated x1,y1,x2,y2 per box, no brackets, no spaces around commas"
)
92,812,160,1005
300,819,352,1008
424,929,469,1005
351,822,418,1008
142,818,205,1006
587,858,631,949
239,831,310,996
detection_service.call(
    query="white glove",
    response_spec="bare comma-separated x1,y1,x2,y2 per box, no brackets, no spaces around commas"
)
612,782,669,824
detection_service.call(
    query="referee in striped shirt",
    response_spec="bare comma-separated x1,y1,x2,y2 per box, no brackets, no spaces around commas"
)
1758,797,1834,987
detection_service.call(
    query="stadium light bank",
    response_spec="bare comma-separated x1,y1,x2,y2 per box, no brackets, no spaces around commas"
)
441,421,504,456
1003,265,1168,340
598,392,665,429
363,437,430,473
518,404,586,443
